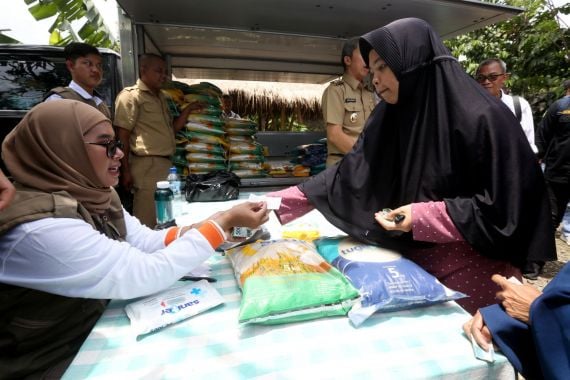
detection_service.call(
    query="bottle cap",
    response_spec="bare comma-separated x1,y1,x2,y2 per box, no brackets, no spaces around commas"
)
157,181,170,189
169,167,177,173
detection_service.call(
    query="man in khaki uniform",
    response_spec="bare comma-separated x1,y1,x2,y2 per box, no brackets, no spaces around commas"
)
322,37,376,167
114,54,199,228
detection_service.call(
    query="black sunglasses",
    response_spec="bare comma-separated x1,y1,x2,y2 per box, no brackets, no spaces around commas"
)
85,139,124,158
474,73,505,83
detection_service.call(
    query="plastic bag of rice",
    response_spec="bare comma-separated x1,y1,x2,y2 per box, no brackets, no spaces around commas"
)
314,237,466,327
225,239,360,325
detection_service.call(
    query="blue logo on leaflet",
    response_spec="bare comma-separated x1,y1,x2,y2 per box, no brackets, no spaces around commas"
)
159,288,203,315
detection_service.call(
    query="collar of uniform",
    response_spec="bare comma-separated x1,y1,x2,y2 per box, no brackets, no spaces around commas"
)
68,80,103,106
136,78,158,95
342,72,361,91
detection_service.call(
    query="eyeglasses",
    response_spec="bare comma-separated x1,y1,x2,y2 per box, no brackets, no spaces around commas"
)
85,139,124,158
475,73,506,83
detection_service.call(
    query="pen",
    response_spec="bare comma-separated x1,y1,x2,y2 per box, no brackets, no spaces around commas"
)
180,276,217,283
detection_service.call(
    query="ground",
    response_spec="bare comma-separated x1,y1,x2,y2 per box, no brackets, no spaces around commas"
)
525,235,569,291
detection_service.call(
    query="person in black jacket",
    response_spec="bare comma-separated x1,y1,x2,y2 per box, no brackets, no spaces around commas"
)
536,79,570,236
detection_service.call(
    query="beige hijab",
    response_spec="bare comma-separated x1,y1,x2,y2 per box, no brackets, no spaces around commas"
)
2,100,113,213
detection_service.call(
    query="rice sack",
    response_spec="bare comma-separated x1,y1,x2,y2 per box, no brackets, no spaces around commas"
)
314,237,466,327
226,239,360,325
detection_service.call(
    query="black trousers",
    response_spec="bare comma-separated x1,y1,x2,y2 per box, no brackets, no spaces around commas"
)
545,180,570,229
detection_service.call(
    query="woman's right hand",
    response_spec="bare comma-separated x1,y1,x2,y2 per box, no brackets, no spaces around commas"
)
214,201,270,234
492,274,541,324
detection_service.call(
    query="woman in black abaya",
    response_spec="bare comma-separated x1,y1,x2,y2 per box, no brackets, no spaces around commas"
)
269,18,555,314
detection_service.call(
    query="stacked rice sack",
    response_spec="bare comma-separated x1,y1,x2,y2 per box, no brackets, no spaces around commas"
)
162,85,190,173
163,82,271,180
183,83,227,175
290,139,327,176
163,82,228,176
266,161,295,177
225,118,268,178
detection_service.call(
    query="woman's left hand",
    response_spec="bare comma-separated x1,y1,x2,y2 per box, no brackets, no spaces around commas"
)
463,311,493,351
375,204,412,232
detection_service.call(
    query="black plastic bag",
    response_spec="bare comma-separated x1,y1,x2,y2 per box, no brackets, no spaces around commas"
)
185,170,240,202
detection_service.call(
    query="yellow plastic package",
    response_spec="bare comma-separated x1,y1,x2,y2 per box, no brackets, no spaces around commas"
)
281,220,320,241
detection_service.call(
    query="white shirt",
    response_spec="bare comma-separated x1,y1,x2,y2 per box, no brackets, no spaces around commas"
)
45,80,104,106
500,90,537,153
0,210,214,300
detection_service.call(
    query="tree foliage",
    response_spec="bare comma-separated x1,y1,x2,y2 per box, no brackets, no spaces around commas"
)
23,0,118,50
445,0,569,120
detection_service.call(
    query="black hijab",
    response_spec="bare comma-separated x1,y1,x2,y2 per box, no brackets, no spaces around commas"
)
301,18,555,266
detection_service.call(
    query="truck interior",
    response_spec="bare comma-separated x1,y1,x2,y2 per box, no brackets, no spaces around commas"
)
115,0,522,85
114,0,521,188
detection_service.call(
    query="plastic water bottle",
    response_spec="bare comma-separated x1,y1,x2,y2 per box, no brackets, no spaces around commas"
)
155,181,174,226
166,166,182,200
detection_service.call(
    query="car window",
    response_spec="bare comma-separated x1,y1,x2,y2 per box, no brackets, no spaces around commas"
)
0,51,116,111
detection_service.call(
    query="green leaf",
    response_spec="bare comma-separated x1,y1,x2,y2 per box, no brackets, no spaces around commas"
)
24,0,117,49
49,29,62,45
78,22,97,38
29,2,58,20
0,33,21,44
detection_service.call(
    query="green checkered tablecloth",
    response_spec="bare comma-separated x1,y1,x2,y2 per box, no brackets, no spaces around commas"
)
63,254,515,380
63,196,515,379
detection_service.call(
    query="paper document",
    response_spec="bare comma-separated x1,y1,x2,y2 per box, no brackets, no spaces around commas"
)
471,334,495,363
248,194,282,210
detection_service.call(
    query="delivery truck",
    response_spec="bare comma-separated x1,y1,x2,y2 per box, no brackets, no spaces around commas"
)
0,0,522,186
112,0,521,188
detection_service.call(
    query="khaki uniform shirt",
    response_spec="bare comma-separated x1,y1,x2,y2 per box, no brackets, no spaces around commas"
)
114,79,175,157
322,73,375,165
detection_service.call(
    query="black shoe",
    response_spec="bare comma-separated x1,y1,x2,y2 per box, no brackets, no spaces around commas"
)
522,261,544,280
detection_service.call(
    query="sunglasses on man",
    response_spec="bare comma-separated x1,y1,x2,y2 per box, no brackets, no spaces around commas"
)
474,73,506,83
85,139,124,158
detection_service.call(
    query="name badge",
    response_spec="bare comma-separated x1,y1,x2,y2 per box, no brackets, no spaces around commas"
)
345,98,356,103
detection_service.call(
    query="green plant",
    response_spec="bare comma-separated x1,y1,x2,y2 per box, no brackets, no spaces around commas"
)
23,0,118,50
445,0,569,121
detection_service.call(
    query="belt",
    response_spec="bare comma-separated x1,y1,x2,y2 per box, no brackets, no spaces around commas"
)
330,153,344,157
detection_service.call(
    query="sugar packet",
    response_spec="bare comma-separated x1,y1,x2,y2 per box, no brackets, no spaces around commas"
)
125,280,224,336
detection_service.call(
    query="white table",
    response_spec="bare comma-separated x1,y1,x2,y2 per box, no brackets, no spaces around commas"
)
62,194,515,379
